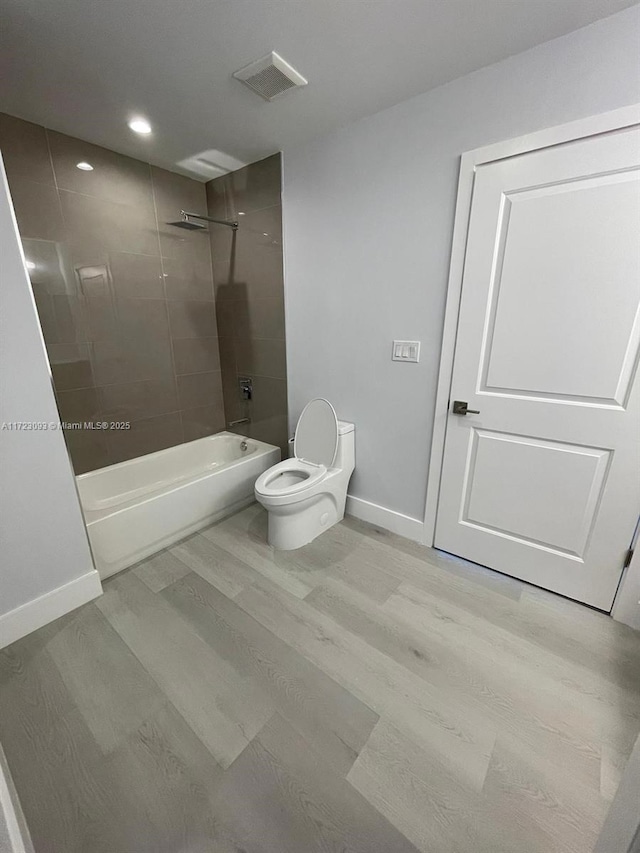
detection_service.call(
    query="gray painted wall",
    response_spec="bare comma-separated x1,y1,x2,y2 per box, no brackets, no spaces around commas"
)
282,6,640,521
0,157,96,626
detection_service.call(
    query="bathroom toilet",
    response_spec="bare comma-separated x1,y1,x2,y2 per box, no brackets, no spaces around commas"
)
255,398,355,550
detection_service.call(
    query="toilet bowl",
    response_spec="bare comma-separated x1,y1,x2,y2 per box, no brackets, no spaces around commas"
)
255,398,355,550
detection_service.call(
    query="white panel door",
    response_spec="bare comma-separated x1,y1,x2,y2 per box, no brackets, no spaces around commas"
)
435,125,640,610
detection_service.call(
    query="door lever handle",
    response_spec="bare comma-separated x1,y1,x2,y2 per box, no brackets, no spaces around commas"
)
452,400,480,415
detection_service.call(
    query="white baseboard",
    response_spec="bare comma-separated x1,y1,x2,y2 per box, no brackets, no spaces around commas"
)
0,569,102,649
0,743,34,853
345,495,424,543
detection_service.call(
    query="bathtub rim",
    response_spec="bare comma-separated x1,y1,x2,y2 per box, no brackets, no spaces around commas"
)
77,430,263,482
77,431,275,517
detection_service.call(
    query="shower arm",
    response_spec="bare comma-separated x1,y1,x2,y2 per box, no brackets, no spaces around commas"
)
181,210,238,230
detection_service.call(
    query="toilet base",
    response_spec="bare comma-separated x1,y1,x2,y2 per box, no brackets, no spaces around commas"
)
267,493,344,550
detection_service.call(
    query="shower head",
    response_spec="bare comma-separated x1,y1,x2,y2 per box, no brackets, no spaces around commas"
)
168,210,238,231
169,216,207,231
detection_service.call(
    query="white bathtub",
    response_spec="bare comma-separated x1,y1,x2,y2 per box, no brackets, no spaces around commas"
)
77,432,280,579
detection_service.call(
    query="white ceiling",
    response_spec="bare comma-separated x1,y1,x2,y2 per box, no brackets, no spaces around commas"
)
0,0,636,180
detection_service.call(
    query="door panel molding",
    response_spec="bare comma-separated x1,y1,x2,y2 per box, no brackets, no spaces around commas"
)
459,428,612,559
477,173,640,406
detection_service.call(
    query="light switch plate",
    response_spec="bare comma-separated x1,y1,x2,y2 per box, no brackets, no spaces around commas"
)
392,340,420,362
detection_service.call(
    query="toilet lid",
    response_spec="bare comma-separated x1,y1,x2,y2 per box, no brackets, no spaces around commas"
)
294,398,339,467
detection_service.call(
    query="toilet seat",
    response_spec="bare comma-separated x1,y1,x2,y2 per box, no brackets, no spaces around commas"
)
255,457,328,501
255,399,341,506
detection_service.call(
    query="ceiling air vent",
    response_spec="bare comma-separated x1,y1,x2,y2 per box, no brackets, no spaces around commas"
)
233,52,307,101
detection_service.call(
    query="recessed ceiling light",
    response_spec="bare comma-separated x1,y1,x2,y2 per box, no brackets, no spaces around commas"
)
238,211,245,216
25,260,35,270
128,117,152,135
76,161,94,171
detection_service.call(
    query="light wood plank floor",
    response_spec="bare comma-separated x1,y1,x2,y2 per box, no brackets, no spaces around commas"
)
1,504,639,852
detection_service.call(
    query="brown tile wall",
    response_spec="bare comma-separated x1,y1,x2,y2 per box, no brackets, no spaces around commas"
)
0,112,225,473
206,154,288,457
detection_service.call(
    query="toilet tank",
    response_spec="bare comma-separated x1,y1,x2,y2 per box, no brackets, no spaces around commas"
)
335,420,355,470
